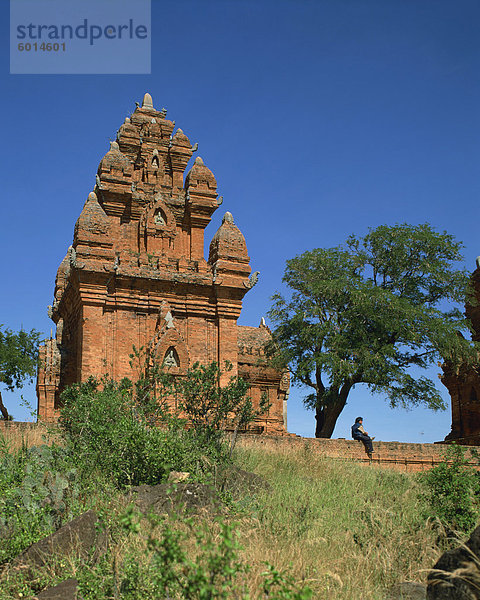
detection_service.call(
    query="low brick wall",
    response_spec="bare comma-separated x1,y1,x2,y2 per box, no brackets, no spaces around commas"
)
0,421,55,449
0,421,37,431
237,434,480,472
2,422,479,472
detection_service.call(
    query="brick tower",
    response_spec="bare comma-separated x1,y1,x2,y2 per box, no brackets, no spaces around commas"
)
442,262,480,444
36,93,288,434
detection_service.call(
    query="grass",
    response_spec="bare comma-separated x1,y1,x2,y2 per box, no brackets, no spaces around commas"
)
0,427,459,599
231,440,444,599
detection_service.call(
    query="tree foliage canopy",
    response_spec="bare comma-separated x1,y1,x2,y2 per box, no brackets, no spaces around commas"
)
268,223,477,438
0,325,40,419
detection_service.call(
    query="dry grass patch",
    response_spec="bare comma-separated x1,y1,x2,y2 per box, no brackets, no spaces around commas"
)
231,443,443,599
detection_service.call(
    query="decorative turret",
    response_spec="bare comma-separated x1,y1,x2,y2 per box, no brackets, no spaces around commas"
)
97,141,133,210
184,156,219,262
53,252,70,306
208,211,251,282
71,191,114,270
73,192,110,241
171,128,191,147
185,156,217,193
141,92,154,110
169,129,194,188
466,259,480,344
98,141,131,173
208,212,247,262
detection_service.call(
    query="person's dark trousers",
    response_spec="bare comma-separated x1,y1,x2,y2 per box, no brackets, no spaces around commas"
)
354,434,373,454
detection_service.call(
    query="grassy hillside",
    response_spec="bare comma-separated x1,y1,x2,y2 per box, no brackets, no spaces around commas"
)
233,442,442,598
1,369,476,599
0,425,453,599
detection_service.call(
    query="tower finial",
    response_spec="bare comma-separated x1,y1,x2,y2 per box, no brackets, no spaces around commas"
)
222,212,234,224
142,93,154,110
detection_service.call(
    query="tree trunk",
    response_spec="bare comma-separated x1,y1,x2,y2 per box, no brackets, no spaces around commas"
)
0,390,11,420
314,386,351,438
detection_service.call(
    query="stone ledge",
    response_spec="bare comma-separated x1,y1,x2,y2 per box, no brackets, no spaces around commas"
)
0,421,37,429
237,434,480,472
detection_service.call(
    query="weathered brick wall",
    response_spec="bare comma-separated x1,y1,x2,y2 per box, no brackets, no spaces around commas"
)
237,434,480,472
3,422,478,472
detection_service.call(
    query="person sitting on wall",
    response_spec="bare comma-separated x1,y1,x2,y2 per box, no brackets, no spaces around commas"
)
351,417,375,459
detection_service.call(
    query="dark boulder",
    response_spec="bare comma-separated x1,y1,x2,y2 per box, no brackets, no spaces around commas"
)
427,525,480,599
130,466,269,516
215,464,271,498
15,510,106,570
35,578,79,600
130,482,223,516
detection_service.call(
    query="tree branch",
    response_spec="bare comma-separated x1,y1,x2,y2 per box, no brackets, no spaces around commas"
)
298,374,317,391
315,365,325,395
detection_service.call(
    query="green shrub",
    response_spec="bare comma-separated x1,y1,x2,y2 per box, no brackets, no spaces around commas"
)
171,360,269,454
77,509,312,600
420,444,480,533
0,438,82,563
59,377,223,487
59,356,267,488
130,346,269,455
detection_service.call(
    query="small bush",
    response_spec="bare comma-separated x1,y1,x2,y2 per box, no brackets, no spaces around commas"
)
130,346,269,455
58,356,267,488
171,360,269,454
59,377,222,487
420,443,480,533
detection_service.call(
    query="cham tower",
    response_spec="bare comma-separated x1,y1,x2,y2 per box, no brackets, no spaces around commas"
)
37,93,289,434
442,259,480,445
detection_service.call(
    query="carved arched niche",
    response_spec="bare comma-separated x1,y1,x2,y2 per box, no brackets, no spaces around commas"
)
154,208,167,227
139,196,176,255
144,147,165,184
163,346,180,368
152,328,189,376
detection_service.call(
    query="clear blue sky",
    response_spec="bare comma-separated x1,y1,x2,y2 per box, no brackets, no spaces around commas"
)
1,0,479,443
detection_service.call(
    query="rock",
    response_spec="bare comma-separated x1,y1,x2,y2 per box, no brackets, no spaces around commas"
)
35,578,79,599
386,581,427,600
427,525,480,599
15,510,106,569
130,482,223,516
215,464,271,498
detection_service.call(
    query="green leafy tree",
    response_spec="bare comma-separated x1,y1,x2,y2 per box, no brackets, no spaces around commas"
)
170,360,269,454
268,223,477,438
0,326,40,420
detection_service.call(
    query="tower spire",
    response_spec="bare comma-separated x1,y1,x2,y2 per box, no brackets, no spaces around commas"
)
142,92,154,110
